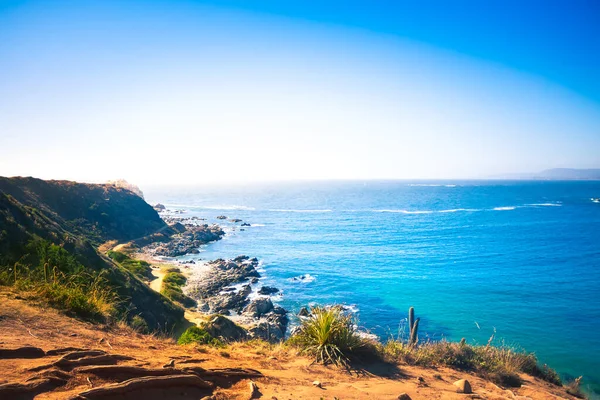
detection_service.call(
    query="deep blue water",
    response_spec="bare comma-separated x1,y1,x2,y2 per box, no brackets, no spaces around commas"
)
144,181,600,396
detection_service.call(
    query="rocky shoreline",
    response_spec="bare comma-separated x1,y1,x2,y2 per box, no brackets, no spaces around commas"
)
145,205,289,342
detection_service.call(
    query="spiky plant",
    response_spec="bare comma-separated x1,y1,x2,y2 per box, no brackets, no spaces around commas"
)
289,306,364,367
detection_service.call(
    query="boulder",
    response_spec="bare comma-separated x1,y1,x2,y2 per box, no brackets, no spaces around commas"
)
216,215,227,219
258,286,279,295
241,222,251,227
230,219,242,223
203,315,248,342
153,203,166,211
453,379,472,394
244,298,274,318
397,394,411,400
298,307,310,317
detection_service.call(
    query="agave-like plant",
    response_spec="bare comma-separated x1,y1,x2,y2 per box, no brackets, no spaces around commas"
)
289,306,364,367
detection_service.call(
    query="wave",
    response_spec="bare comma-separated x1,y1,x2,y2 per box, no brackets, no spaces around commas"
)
438,208,479,213
408,184,457,187
289,273,316,283
526,203,562,207
268,209,332,213
164,204,256,211
493,206,516,211
591,198,599,204
374,209,434,214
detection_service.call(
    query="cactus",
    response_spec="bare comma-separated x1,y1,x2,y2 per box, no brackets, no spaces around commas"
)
408,307,419,346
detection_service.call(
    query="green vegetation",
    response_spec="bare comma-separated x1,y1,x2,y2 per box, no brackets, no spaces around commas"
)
381,338,560,387
289,304,563,389
288,306,367,367
0,177,185,332
160,269,197,308
0,238,118,321
107,250,153,280
178,326,223,347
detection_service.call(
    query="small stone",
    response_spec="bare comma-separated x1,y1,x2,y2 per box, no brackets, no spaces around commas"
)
69,333,77,337
397,394,412,400
298,307,310,317
312,380,322,388
453,379,472,394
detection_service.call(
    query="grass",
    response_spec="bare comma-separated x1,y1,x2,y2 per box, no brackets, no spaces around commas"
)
0,239,119,322
288,304,564,390
178,325,223,347
380,337,562,388
160,269,197,308
288,306,367,367
106,250,153,280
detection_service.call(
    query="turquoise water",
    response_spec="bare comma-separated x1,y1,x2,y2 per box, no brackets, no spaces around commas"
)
145,181,600,396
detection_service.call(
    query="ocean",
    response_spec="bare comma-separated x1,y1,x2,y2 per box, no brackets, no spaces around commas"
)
144,180,600,396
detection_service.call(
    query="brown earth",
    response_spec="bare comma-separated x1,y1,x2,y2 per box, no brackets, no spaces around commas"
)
0,290,579,400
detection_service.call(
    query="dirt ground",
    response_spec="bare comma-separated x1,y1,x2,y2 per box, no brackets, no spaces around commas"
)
0,290,578,399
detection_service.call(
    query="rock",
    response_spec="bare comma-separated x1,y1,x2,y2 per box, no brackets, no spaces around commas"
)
312,380,322,388
272,306,287,315
298,307,310,317
203,315,248,342
241,222,251,226
162,359,175,368
234,255,249,262
453,379,472,394
153,203,166,211
169,222,186,233
249,380,260,398
216,215,227,219
258,286,279,295
397,394,412,400
245,298,274,317
230,219,242,223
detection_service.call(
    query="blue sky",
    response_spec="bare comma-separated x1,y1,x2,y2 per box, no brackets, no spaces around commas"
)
1,0,599,183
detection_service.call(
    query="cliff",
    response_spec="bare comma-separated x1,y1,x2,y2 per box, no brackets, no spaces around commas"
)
0,176,182,330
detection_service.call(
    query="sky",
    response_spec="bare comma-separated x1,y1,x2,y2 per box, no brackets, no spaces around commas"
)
0,0,599,184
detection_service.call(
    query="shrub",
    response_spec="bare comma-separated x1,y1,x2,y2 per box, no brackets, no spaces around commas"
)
288,306,366,367
178,326,223,347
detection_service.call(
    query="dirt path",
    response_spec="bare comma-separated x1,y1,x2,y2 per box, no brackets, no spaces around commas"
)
150,268,166,293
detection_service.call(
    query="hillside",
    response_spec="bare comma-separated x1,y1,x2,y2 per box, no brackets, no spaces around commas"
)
0,176,183,331
0,291,583,400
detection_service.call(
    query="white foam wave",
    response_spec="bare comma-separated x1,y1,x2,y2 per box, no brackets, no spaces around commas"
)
289,274,316,283
408,184,457,187
249,223,265,227
268,209,332,213
526,203,562,207
590,198,599,203
374,209,433,214
164,204,255,211
493,206,517,211
438,208,479,213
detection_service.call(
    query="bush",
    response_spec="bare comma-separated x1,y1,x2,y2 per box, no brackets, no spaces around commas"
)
288,306,366,367
178,326,223,347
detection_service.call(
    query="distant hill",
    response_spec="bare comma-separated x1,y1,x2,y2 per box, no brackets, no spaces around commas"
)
0,176,182,330
536,168,600,180
495,168,600,180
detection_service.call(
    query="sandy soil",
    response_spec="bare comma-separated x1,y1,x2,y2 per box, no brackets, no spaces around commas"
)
0,290,578,400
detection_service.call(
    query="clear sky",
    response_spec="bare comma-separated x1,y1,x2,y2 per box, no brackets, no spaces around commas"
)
1,0,599,184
